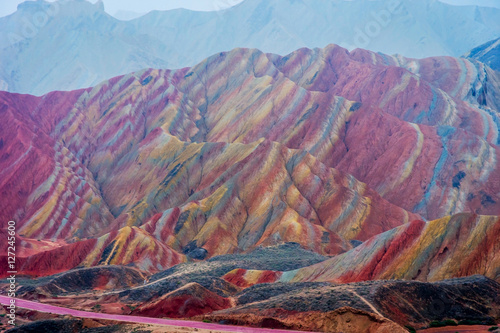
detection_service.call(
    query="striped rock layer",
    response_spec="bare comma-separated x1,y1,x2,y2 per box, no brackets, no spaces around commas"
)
222,213,500,286
1,44,500,276
0,226,185,277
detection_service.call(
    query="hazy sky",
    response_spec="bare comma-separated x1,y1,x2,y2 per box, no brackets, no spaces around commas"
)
0,0,243,17
2,0,500,18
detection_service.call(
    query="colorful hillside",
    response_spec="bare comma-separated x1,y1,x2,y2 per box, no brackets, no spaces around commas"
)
1,44,500,278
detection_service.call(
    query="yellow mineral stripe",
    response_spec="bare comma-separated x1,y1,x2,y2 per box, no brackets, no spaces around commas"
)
103,227,132,266
391,123,424,190
388,216,451,279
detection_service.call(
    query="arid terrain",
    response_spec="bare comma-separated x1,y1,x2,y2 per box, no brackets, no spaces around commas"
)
1,2,500,331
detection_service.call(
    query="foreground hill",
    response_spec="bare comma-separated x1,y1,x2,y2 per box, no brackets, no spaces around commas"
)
202,275,500,331
223,213,500,285
8,256,500,332
2,0,500,94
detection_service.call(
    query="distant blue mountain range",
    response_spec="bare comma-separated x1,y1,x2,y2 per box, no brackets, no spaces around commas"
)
1,0,500,95
466,37,500,71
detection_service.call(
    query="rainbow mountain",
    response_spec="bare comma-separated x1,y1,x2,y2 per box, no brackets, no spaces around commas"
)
1,43,500,332
1,43,499,277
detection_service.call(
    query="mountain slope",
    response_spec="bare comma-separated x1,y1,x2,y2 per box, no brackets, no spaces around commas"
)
10,45,498,221
1,132,418,277
203,275,500,331
466,37,500,71
0,226,186,277
2,0,500,95
222,213,500,285
1,45,500,278
11,267,500,332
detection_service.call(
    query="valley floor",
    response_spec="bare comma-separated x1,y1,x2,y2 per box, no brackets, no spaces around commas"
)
0,296,318,333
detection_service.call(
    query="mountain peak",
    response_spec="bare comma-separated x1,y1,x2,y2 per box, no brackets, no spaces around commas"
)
95,0,104,12
17,0,105,14
17,0,53,12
